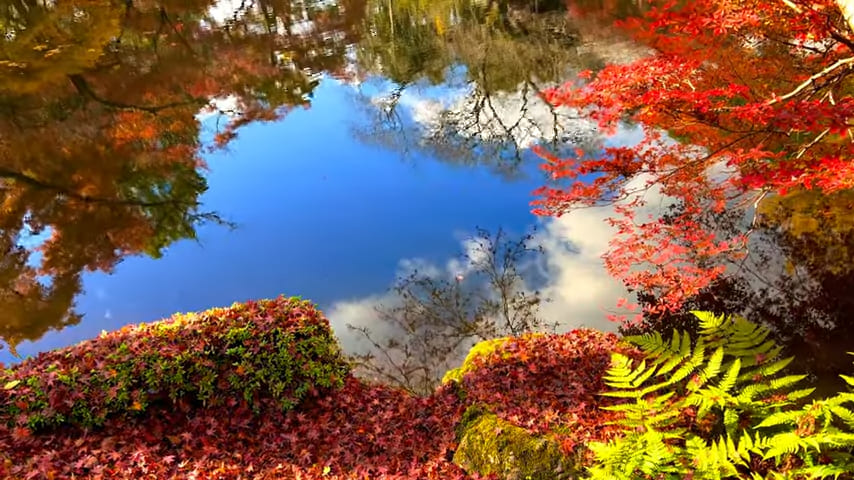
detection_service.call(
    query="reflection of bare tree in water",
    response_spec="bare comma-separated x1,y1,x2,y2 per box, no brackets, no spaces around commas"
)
424,74,598,160
353,73,600,178
347,228,553,395
351,0,605,177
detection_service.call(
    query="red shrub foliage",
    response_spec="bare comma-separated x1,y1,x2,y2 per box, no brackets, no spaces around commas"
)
0,302,633,479
1,377,474,479
0,297,348,431
457,330,640,457
534,0,854,316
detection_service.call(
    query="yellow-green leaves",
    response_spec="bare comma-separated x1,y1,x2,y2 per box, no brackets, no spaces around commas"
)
588,312,854,479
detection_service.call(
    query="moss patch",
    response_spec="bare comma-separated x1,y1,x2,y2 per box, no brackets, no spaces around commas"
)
453,409,575,480
442,337,511,385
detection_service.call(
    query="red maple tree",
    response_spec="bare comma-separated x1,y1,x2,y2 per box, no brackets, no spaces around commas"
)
534,0,854,317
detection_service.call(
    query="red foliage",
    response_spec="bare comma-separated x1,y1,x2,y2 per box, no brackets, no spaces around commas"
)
1,297,348,430
458,330,640,457
0,319,634,479
535,0,854,315
1,378,473,480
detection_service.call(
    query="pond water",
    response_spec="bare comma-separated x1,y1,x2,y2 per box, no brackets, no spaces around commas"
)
0,0,651,364
2,0,851,377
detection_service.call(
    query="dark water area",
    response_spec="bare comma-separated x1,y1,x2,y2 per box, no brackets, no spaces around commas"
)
1,0,851,381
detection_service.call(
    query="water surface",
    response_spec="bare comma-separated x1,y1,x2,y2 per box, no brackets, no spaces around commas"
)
3,0,849,374
1,0,646,363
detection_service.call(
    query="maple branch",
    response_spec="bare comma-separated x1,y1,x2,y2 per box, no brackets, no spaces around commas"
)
779,0,802,13
796,128,831,158
68,74,205,114
602,132,761,209
0,166,197,210
768,57,854,105
778,0,854,50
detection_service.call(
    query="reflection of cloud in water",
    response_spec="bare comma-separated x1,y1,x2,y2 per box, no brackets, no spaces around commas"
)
403,83,599,151
380,79,600,155
327,124,656,356
326,208,635,356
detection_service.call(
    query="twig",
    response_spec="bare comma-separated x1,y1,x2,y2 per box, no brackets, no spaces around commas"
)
768,57,854,105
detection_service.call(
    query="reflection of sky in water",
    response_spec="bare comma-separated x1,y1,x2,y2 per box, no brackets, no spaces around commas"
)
1,78,643,364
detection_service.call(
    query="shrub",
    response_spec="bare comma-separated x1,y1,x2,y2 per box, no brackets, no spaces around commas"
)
0,296,349,430
446,329,640,472
589,311,854,479
1,377,471,479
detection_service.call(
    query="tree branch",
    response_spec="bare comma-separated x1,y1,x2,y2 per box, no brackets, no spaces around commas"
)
768,57,854,105
68,74,203,114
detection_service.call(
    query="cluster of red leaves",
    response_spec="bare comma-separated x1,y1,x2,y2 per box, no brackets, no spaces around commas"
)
1,377,474,480
534,0,854,315
458,330,640,458
0,297,348,430
0,310,635,479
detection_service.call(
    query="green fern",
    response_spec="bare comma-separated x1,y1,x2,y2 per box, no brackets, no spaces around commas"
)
587,312,854,480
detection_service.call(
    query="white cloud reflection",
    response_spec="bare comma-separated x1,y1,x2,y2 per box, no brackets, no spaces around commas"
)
326,208,636,356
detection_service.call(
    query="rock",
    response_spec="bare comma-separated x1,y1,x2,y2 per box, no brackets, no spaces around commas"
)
453,407,577,480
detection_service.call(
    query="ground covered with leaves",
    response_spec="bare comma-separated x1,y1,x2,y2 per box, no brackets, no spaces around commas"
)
1,298,632,479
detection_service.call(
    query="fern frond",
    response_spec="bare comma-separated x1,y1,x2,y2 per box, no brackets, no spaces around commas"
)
591,313,854,480
757,357,794,377
670,339,705,385
829,405,854,429
690,346,724,391
719,357,742,393
693,311,728,335
764,431,806,459
735,374,807,403
795,464,852,479
755,410,804,429
625,331,670,358
770,374,809,391
787,388,818,402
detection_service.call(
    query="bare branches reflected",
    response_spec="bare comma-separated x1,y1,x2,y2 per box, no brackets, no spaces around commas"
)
346,228,553,395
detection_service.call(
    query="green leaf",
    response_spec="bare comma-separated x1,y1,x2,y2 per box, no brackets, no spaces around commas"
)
719,357,741,392
700,346,724,383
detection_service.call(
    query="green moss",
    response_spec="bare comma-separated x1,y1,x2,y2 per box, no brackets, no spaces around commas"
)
453,411,576,480
442,337,511,385
442,334,550,386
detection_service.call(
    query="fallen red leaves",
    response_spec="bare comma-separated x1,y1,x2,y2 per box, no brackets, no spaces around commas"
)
1,377,473,479
1,297,348,430
457,330,640,459
1,302,634,479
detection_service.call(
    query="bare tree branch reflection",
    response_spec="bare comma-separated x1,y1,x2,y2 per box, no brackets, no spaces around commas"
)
347,228,553,395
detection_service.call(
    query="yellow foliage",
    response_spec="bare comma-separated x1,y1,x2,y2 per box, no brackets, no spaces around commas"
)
758,188,854,276
441,337,511,384
0,0,122,94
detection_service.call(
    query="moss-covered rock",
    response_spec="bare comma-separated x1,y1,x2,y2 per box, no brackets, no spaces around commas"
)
453,407,576,480
443,330,640,475
443,333,553,386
